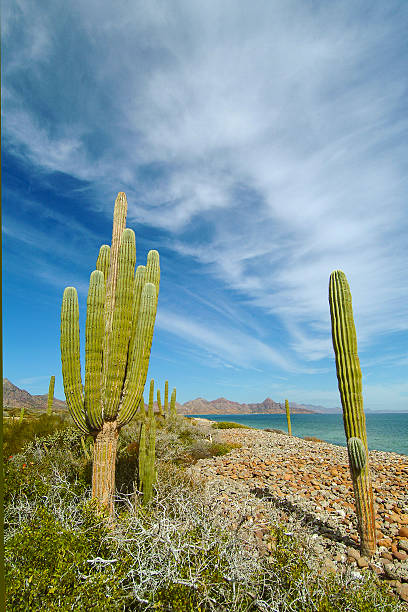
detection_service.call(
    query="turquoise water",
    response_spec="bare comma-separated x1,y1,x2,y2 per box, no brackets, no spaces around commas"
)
189,413,408,456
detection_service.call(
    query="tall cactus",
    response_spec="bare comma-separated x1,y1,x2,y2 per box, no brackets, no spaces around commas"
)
137,379,157,505
47,376,55,416
285,399,292,436
19,406,25,423
170,387,177,418
164,380,169,416
60,192,160,516
329,270,376,557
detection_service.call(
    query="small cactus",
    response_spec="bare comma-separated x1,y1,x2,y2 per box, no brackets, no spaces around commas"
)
329,270,376,557
285,399,292,436
137,379,156,504
47,376,55,416
170,387,177,418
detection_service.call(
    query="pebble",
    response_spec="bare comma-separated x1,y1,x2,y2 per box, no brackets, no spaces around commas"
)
187,422,408,603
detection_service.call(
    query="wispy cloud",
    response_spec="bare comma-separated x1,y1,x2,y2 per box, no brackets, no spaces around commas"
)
3,1,407,380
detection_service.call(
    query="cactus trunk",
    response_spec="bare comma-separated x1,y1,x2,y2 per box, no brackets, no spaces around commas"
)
329,270,376,557
92,421,119,516
285,399,291,436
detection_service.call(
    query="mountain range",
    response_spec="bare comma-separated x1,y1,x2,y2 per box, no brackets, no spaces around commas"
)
3,379,341,414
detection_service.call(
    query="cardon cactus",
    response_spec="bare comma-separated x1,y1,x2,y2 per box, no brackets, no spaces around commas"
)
137,379,156,504
164,380,169,416
19,406,25,423
156,389,163,416
60,192,160,516
170,387,177,418
47,375,55,416
329,270,376,556
285,399,292,436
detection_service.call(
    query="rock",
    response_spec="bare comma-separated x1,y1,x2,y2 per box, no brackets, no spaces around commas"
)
356,557,369,568
397,583,408,602
383,564,400,580
347,547,361,561
399,540,408,553
399,527,408,538
393,550,408,561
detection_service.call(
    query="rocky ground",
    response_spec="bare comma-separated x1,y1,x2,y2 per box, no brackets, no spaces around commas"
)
187,421,408,605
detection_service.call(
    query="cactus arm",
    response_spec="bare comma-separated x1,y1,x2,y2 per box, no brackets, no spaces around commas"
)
164,380,169,414
104,229,136,419
329,270,376,557
84,270,105,430
148,379,155,420
61,287,89,434
102,192,128,402
348,437,367,472
145,250,160,304
96,245,111,285
285,399,292,436
116,283,158,427
47,376,55,416
128,265,146,364
138,397,146,422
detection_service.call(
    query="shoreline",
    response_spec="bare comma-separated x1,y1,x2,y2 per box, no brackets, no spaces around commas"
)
187,423,408,603
187,414,408,457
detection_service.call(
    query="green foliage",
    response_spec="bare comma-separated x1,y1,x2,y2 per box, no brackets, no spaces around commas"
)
3,413,72,458
5,504,128,611
211,421,251,429
260,526,398,611
47,375,55,416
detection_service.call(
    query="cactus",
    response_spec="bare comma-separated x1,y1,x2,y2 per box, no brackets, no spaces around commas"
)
170,387,177,418
47,376,55,416
329,270,376,557
156,389,163,416
164,380,169,416
60,192,160,516
18,406,25,423
285,399,291,436
81,435,94,461
137,379,156,504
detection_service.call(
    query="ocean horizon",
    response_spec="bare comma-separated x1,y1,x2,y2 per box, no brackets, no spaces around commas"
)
187,412,408,456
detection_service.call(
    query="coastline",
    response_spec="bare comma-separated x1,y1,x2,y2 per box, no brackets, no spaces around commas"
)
187,420,408,603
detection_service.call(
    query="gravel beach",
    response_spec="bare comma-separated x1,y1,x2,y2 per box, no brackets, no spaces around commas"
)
187,421,408,604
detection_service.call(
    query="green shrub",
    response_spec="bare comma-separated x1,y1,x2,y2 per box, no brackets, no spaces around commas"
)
3,412,72,458
5,503,130,611
212,421,251,429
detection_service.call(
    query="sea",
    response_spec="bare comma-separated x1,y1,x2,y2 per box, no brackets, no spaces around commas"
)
188,413,408,456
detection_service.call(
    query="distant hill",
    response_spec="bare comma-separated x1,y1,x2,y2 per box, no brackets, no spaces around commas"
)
181,397,319,415
3,378,67,412
3,379,340,416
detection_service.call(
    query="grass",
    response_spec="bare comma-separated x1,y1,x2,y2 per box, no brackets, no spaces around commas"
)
3,413,404,611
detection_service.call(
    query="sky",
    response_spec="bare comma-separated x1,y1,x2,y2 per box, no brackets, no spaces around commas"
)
2,1,408,411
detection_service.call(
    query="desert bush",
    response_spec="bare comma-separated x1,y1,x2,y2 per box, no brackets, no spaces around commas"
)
304,436,324,443
212,421,251,430
3,412,72,458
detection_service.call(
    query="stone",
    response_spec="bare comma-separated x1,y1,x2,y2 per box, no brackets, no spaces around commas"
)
396,583,408,602
393,550,408,561
347,547,361,561
356,557,369,568
399,539,408,553
399,527,408,538
383,564,399,580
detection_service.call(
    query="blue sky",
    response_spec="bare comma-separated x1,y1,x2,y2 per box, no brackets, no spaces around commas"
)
3,1,407,411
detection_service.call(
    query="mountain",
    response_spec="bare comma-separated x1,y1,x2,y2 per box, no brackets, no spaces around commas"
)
3,378,67,412
3,379,339,416
180,397,318,414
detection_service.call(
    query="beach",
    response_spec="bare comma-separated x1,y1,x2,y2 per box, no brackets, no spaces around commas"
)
187,420,408,603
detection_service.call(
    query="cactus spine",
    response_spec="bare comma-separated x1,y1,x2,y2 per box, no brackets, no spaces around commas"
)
60,192,160,515
138,379,156,504
285,399,291,436
329,270,376,556
47,376,55,416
